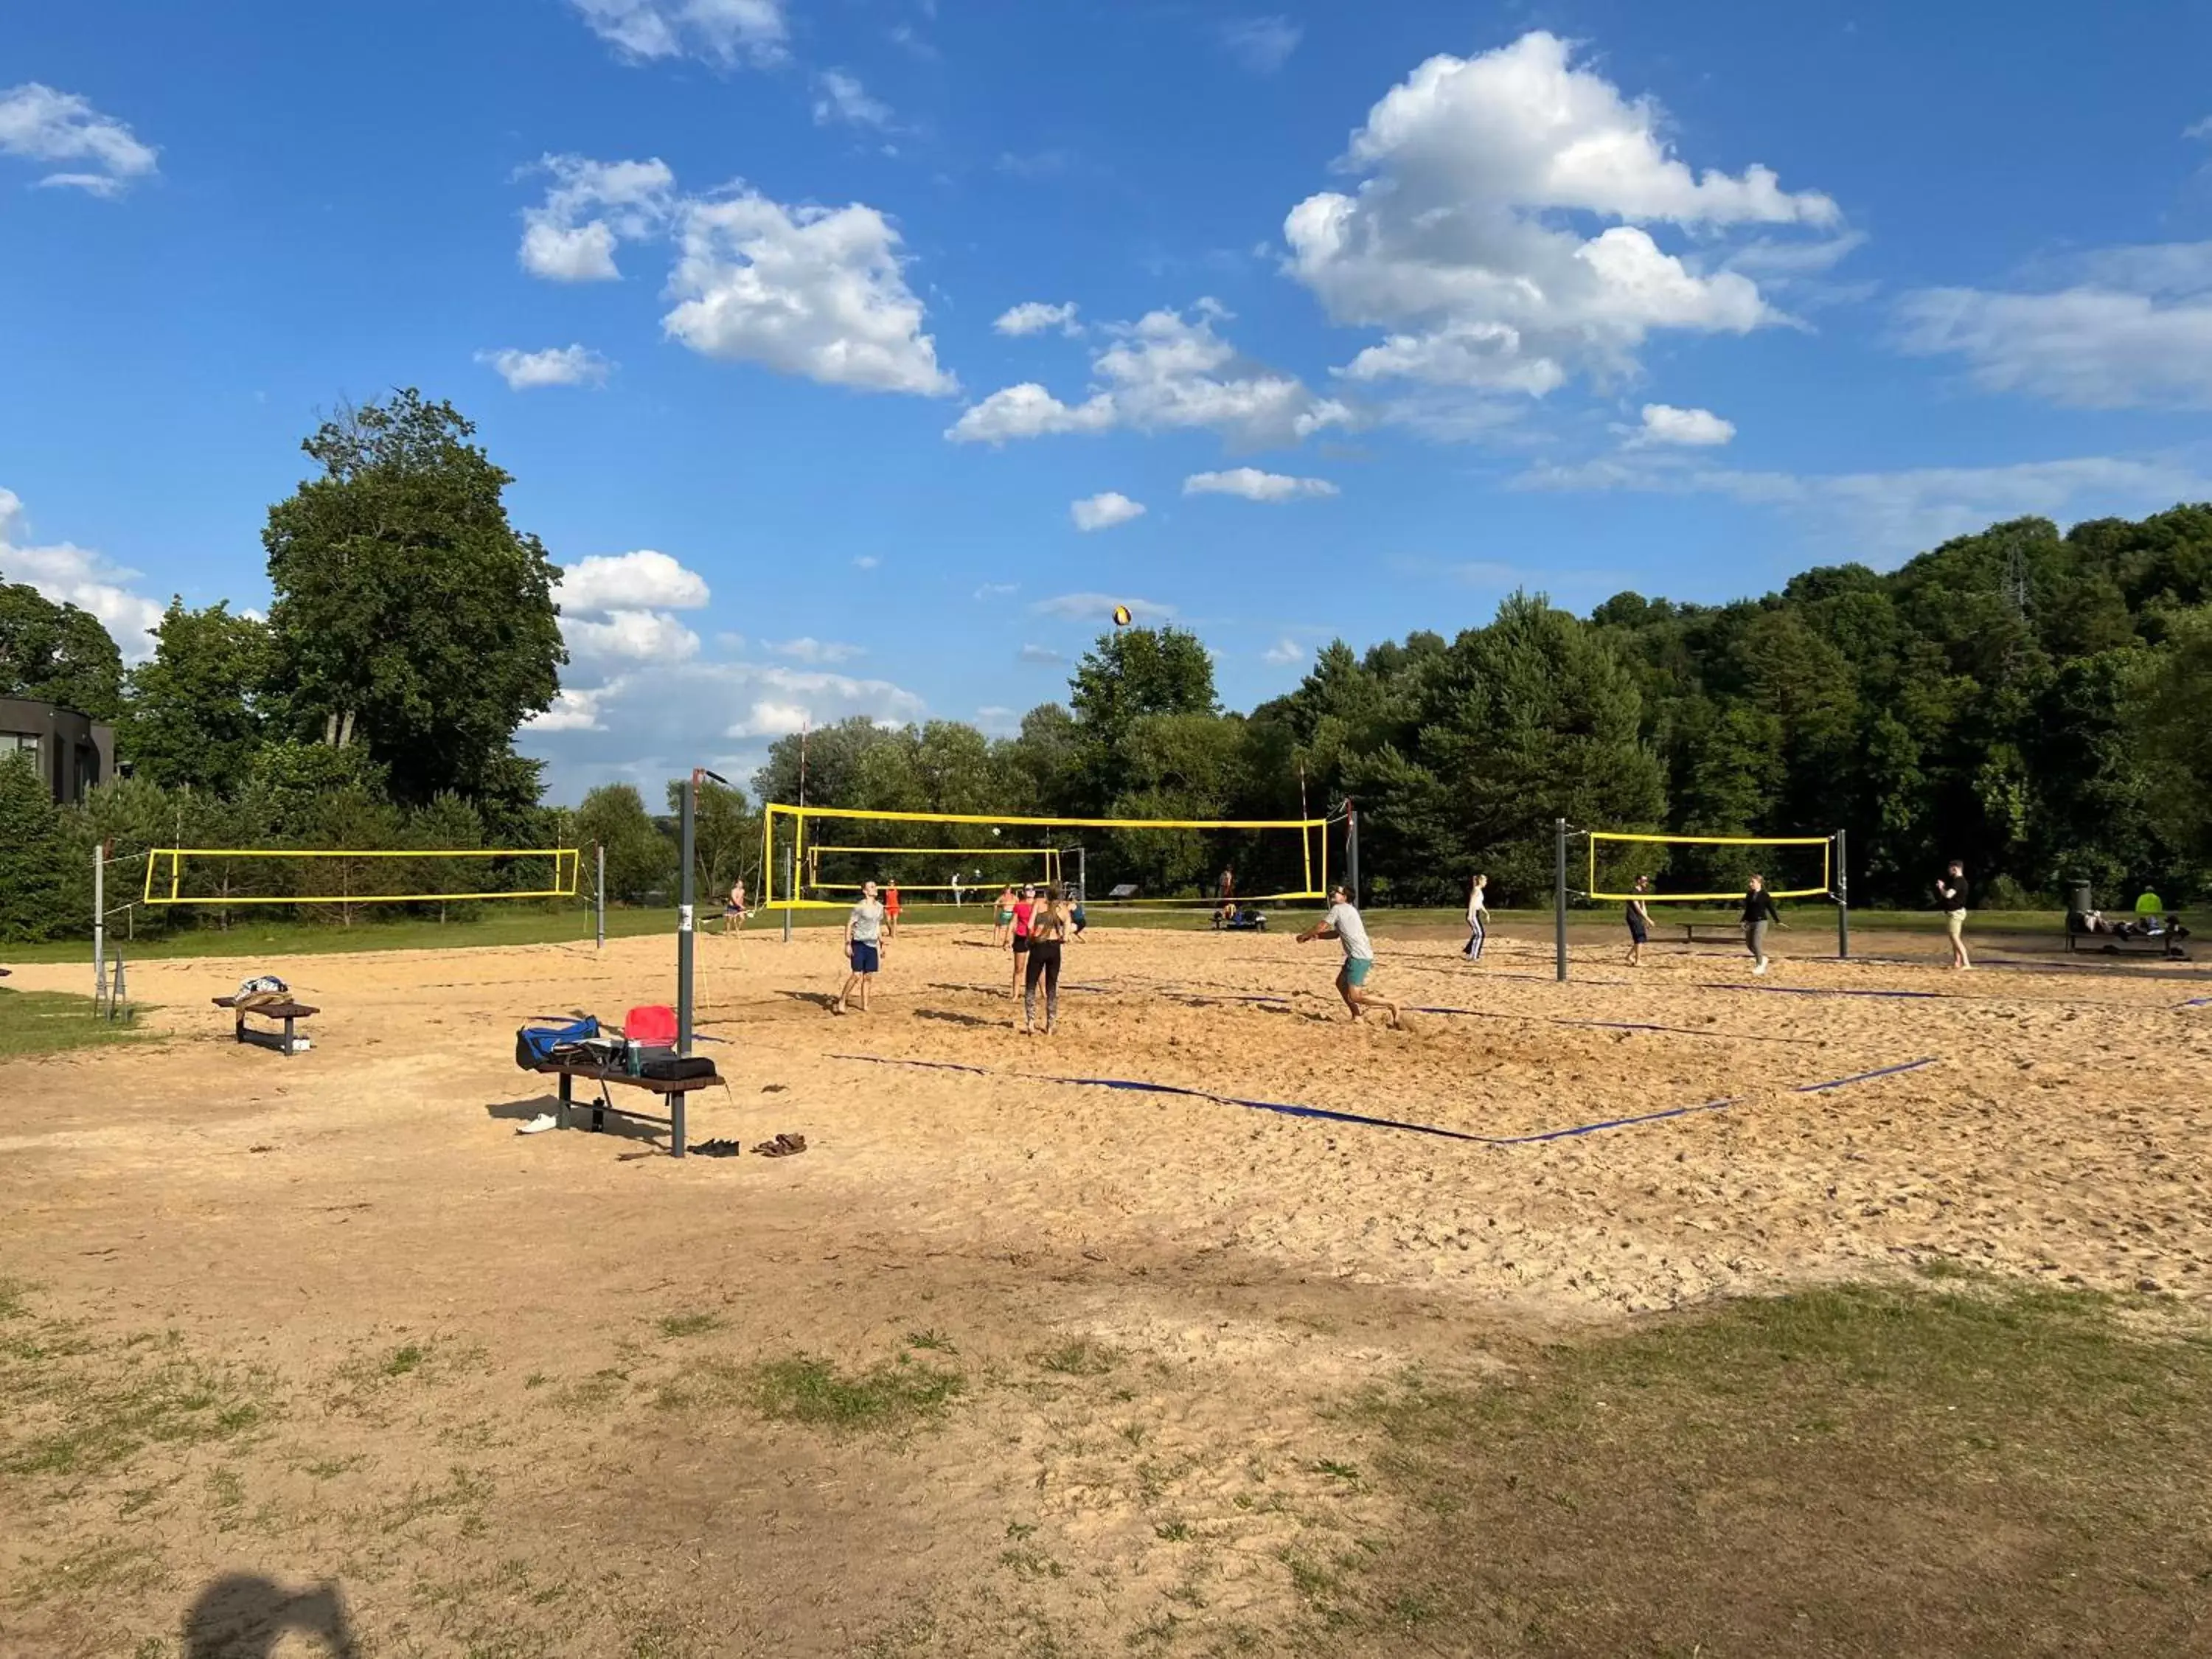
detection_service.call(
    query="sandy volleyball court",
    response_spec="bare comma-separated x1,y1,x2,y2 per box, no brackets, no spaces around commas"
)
3,919,2209,1653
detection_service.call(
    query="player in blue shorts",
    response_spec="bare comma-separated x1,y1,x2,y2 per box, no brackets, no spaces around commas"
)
1296,884,1401,1026
835,880,887,1015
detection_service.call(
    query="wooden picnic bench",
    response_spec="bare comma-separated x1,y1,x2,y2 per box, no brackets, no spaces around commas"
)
526,1059,723,1158
212,995,319,1054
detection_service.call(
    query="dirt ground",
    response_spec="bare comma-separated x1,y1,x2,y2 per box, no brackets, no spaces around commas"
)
3,919,2209,1655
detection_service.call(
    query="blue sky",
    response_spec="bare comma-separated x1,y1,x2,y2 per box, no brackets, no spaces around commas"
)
4,0,2211,801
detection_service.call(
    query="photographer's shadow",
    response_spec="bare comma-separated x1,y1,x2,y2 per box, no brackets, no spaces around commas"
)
183,1575,358,1658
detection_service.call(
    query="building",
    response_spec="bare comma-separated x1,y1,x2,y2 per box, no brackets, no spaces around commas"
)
0,698,115,805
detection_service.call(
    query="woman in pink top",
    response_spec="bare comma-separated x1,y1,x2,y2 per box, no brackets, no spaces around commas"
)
1009,883,1037,999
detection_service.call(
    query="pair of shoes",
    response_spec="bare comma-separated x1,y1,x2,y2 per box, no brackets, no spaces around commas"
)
1752,958,1769,975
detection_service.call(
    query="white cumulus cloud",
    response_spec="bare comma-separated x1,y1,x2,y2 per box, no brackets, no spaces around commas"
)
519,154,675,282
813,70,892,129
1629,403,1735,447
564,608,703,664
557,549,712,613
0,83,158,196
568,0,787,66
1262,637,1307,665
1898,243,2212,410
0,487,164,660
1283,32,1838,406
664,189,957,394
994,300,1082,337
1070,492,1147,532
526,687,609,734
949,301,1346,447
1184,467,1339,501
477,344,615,390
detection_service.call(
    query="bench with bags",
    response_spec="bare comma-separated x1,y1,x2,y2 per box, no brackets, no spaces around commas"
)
213,976,318,1055
514,1005,723,1157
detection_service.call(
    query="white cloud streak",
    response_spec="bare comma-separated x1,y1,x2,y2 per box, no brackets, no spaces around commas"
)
567,0,788,66
1628,403,1734,447
1070,492,1146,531
948,301,1346,447
1220,17,1302,74
813,69,892,129
770,636,866,663
994,301,1082,336
1898,243,2212,409
477,344,615,390
0,83,158,196
1183,467,1339,501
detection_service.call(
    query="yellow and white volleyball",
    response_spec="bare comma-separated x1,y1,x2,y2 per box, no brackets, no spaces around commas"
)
1112,604,1133,626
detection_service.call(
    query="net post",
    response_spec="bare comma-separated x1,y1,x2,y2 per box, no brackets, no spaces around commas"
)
595,842,606,950
1554,818,1569,984
1834,827,1850,961
93,841,106,1006
678,773,697,1059
1346,801,1360,904
782,844,794,943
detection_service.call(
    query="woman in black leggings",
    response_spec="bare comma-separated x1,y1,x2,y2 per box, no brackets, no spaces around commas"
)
1022,884,1073,1034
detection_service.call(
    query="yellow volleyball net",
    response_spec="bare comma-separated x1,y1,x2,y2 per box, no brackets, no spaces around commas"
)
142,846,582,906
760,804,1336,910
1587,830,1837,903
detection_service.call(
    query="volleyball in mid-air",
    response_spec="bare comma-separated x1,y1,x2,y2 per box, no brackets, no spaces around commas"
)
1112,604,1133,626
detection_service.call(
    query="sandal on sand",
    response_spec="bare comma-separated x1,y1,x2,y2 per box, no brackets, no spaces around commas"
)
751,1133,809,1158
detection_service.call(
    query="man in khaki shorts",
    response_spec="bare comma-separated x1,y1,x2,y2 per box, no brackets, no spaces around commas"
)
1935,860,1970,970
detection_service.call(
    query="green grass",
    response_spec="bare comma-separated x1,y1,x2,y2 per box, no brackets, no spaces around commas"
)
745,1351,966,1434
0,985,150,1058
1032,1337,1120,1377
1328,1275,2212,1656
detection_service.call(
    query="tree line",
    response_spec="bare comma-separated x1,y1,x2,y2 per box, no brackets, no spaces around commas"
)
5,382,2209,942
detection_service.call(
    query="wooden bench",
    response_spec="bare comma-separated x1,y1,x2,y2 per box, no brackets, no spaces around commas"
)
212,995,319,1054
1677,921,1741,945
526,1059,723,1158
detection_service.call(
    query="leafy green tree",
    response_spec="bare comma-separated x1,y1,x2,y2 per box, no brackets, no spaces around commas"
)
0,579,124,717
262,390,563,806
2129,606,2212,883
1069,625,1217,762
118,600,271,793
577,783,675,904
0,751,69,942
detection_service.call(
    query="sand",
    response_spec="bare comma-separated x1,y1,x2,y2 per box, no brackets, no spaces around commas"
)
3,919,2208,1653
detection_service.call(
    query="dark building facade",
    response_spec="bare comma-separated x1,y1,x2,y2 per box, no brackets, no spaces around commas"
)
0,698,115,805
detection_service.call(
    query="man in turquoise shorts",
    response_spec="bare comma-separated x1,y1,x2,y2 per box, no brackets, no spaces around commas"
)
1297,883,1401,1026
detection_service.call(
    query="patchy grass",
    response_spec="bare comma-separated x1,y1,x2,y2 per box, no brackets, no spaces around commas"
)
1032,1337,1119,1377
0,986,150,1059
0,1286,275,1483
1331,1278,2212,1655
654,1312,725,1340
745,1351,965,1435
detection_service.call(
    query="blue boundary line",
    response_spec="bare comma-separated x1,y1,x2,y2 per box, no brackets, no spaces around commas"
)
827,1054,1941,1146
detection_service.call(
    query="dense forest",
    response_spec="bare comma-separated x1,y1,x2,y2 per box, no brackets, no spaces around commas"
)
4,385,2210,942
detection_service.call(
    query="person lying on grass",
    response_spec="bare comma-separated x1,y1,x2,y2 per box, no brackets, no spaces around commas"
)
1296,884,1402,1027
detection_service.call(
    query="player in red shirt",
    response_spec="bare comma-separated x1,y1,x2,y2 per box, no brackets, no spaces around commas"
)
1009,884,1036,999
884,880,902,939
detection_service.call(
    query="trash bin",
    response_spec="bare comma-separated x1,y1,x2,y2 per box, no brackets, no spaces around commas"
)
2069,882,2093,917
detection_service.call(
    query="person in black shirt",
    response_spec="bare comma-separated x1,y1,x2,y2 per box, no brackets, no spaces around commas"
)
1935,860,1970,970
1742,873,1783,976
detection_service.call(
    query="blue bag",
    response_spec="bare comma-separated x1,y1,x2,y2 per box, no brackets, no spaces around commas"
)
515,1015,600,1068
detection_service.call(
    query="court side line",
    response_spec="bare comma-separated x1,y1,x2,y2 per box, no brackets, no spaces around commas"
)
827,1054,1940,1147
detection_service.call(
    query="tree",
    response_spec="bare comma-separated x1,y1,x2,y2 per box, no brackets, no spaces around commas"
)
1070,626,1217,751
2129,605,2212,883
0,751,72,942
262,390,564,807
118,600,271,794
577,784,675,904
0,578,124,717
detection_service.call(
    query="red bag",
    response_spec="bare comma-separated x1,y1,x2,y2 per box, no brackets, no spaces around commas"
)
624,1004,678,1045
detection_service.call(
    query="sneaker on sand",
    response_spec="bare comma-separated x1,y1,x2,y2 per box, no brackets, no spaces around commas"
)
1753,959,1770,976
516,1113,558,1135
